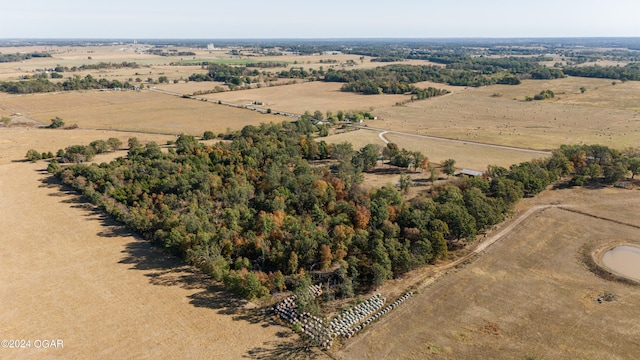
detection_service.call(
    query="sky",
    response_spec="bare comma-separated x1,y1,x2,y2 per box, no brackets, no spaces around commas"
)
3,0,640,39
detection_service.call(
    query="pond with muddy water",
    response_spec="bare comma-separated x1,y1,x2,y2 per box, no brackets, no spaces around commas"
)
601,245,640,282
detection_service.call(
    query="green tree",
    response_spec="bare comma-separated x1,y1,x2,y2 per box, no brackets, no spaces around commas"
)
293,275,320,315
585,163,601,180
442,159,456,177
382,143,399,162
89,140,110,154
352,144,380,171
107,138,123,151
175,134,199,154
628,157,640,179
288,251,299,275
48,116,65,128
203,131,215,140
399,174,412,194
603,161,628,184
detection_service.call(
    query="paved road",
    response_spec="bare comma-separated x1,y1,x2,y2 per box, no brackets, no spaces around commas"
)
354,125,552,156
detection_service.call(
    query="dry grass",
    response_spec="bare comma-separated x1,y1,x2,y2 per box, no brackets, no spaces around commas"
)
202,81,411,115
374,77,640,151
335,187,640,359
383,132,544,170
0,90,285,135
0,128,176,165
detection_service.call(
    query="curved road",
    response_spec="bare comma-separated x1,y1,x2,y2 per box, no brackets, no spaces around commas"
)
355,125,551,156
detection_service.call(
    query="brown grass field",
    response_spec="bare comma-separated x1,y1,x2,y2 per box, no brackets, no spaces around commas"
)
335,187,640,360
374,77,640,151
0,90,285,135
201,81,411,115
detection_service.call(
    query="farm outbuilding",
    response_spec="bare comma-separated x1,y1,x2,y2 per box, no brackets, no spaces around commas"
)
459,169,485,177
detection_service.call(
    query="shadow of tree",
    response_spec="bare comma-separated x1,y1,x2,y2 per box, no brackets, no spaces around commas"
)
39,172,321,358
244,337,324,360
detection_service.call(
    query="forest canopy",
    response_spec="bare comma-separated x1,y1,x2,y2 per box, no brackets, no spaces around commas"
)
52,121,638,300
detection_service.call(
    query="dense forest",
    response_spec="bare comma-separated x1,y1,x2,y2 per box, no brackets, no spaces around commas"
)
46,117,640,301
323,63,523,90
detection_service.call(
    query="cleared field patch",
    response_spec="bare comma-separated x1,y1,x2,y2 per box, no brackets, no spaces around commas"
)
336,187,640,360
0,90,284,134
202,81,411,115
374,77,640,151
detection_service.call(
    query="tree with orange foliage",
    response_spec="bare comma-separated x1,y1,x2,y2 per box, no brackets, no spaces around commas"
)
319,244,333,270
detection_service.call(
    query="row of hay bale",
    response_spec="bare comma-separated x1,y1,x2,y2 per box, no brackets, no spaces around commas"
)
275,287,414,349
344,291,413,338
329,293,385,337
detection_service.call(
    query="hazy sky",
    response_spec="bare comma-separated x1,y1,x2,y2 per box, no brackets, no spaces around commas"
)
3,0,640,39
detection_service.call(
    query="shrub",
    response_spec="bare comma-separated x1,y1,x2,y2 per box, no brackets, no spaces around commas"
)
203,130,215,140
26,149,42,162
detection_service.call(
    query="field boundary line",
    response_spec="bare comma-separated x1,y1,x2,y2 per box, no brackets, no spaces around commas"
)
557,206,640,230
350,125,552,155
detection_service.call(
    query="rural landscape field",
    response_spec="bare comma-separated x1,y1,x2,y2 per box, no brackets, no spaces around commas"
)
2,35,640,360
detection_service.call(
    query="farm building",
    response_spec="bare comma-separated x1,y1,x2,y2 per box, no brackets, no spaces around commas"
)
458,169,485,177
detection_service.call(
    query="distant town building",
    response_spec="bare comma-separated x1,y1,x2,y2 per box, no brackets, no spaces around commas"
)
207,43,215,50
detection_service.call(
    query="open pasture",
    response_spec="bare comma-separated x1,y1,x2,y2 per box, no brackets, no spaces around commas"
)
373,77,640,151
201,81,411,115
382,132,545,170
336,187,640,359
0,90,284,135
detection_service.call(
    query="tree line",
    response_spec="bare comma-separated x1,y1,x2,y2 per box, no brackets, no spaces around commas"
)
0,51,51,63
0,75,134,94
563,63,640,81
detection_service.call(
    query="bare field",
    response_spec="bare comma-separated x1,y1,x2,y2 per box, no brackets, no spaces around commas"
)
374,77,640,151
0,128,328,359
383,132,544,170
0,90,284,134
336,187,640,360
201,81,411,115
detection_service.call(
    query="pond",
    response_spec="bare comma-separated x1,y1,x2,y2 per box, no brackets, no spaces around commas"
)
601,245,640,282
